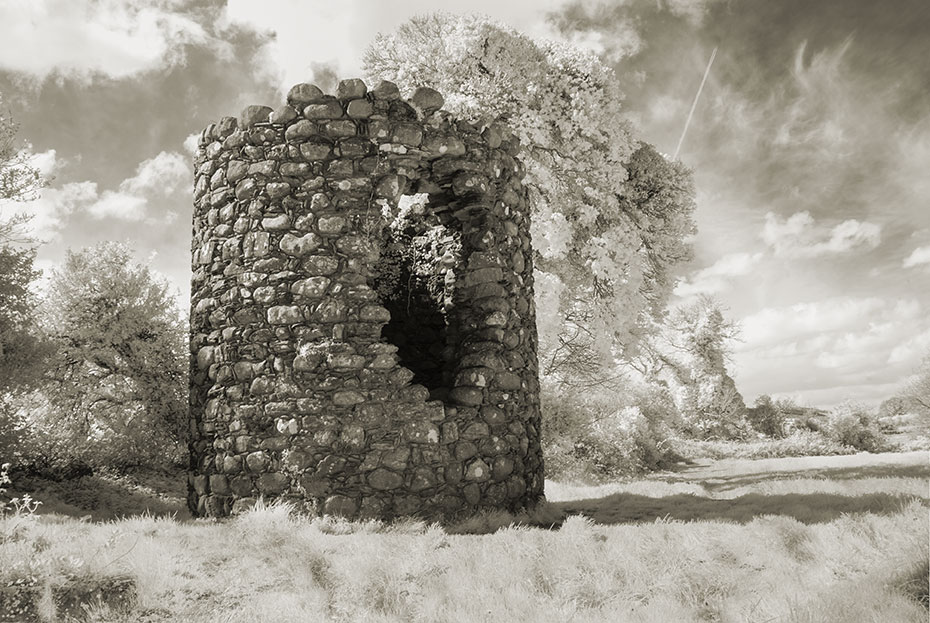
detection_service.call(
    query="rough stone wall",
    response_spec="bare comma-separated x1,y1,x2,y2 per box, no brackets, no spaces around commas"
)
189,78,542,520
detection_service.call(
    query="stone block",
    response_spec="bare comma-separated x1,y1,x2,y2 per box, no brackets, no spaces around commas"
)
262,214,292,231
410,467,438,492
340,425,366,450
280,162,312,177
381,447,410,471
368,468,404,491
226,160,249,183
209,474,230,495
287,83,325,106
494,371,522,391
392,123,423,146
316,215,347,234
492,456,515,481
304,100,344,119
280,232,321,256
359,305,391,323
300,141,332,160
449,386,484,406
461,422,490,441
267,305,303,325
265,182,291,200
257,472,288,494
337,78,367,99
411,87,444,114
323,495,358,517
245,451,268,472
324,120,357,137
239,105,272,128
343,92,375,116
371,80,400,100
332,390,365,406
465,459,490,482
235,178,258,201
403,421,440,444
270,105,298,124
292,276,330,298
302,255,340,276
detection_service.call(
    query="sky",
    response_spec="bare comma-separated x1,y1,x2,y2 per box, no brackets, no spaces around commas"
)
0,0,927,408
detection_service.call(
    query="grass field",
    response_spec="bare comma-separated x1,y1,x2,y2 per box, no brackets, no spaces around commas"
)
2,451,928,622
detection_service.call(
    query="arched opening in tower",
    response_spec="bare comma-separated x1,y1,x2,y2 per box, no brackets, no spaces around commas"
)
371,189,460,400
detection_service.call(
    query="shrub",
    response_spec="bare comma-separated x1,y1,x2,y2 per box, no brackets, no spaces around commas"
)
0,462,41,516
670,429,855,461
34,243,188,471
824,403,886,452
541,384,680,482
745,395,787,438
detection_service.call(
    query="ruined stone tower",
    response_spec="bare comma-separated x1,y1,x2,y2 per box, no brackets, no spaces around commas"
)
189,78,543,520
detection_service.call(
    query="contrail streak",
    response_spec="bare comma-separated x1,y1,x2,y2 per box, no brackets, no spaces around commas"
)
674,46,717,160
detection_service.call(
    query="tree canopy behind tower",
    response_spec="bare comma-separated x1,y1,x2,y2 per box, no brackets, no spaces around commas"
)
364,13,697,381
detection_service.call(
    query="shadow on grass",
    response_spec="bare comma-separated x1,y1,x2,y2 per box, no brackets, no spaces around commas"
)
10,470,190,522
655,461,930,491
554,491,928,525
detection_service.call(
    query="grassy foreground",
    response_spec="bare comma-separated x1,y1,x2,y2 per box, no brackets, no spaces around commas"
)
2,452,928,622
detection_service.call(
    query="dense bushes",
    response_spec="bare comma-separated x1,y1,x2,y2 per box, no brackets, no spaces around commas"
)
541,384,681,483
539,379,899,481
824,403,887,453
745,395,787,438
672,429,855,461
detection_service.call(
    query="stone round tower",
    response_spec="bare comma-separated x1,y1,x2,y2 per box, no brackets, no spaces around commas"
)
189,78,543,520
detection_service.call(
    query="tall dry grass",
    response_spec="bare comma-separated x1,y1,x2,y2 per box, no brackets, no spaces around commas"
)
2,469,927,622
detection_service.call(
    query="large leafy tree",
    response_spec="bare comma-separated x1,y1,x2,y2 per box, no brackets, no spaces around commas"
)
900,354,930,419
632,295,748,439
0,246,45,396
0,94,49,458
41,242,187,467
364,13,696,381
1,94,44,241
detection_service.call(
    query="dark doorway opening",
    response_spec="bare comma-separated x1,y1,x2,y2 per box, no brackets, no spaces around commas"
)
371,192,460,399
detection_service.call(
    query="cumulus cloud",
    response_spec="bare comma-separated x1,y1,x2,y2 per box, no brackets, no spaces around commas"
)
86,151,189,221
732,296,928,405
739,296,891,349
182,133,201,157
217,0,376,92
887,327,930,365
14,151,189,234
119,151,189,195
218,0,583,93
16,180,98,241
0,0,231,82
903,245,930,268
675,251,763,296
761,211,881,257
26,148,60,178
